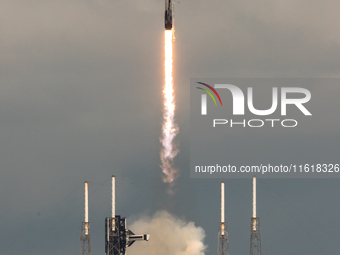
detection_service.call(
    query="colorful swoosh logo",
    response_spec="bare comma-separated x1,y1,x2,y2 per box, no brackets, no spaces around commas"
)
196,82,223,106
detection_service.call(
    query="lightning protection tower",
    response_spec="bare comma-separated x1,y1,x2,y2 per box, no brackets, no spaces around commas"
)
80,181,91,255
218,181,229,255
250,176,261,255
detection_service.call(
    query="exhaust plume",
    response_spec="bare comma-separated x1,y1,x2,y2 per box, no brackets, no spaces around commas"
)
160,30,179,186
128,211,206,255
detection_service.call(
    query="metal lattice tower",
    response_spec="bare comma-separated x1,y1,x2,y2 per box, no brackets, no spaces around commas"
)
105,217,125,255
81,181,91,255
218,222,229,255
250,217,261,255
250,176,261,255
218,182,229,255
81,222,91,255
105,176,149,255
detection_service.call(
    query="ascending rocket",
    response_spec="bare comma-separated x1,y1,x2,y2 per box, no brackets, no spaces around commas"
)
165,0,172,30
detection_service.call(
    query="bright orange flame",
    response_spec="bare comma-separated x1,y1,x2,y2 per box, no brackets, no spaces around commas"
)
160,30,178,185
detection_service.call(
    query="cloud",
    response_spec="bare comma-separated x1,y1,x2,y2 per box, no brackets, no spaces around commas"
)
128,211,207,255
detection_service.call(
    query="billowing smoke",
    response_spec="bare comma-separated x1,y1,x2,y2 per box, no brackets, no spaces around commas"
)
128,211,207,255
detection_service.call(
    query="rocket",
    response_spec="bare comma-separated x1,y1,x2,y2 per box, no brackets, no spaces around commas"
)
165,0,172,30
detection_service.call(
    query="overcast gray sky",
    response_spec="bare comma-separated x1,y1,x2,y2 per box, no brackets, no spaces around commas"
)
1,0,340,254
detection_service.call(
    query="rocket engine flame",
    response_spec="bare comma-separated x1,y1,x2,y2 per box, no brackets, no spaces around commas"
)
160,30,178,186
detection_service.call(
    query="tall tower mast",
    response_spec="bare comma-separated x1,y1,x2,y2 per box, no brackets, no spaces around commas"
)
218,181,229,255
80,181,91,255
250,176,261,255
111,175,115,229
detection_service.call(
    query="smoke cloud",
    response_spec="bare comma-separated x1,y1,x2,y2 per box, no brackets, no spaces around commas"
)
128,211,207,255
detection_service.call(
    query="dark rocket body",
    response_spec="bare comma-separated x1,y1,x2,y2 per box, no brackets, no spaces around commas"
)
165,0,172,30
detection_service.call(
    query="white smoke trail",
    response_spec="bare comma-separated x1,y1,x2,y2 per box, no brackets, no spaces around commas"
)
128,211,207,255
160,30,179,186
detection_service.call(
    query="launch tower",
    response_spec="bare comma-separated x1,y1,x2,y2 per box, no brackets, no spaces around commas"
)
105,176,149,255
